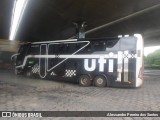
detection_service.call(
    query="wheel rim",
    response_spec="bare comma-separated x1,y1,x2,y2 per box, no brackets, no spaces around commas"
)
81,77,88,85
97,78,103,84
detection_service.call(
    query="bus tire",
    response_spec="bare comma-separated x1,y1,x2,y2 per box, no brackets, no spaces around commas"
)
79,75,91,87
94,75,107,87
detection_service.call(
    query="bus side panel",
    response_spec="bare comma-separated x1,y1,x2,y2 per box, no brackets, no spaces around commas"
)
134,34,144,87
128,58,136,86
39,45,47,78
108,56,136,88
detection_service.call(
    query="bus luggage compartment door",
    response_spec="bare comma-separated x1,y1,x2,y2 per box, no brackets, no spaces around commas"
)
39,44,47,78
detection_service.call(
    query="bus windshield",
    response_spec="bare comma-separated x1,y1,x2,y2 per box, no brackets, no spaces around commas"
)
18,44,30,54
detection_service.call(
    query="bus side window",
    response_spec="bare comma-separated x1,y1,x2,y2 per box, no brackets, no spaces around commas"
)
66,43,76,54
106,41,117,48
59,44,67,54
120,37,136,51
76,43,81,49
84,43,92,53
93,41,105,51
48,44,60,55
28,45,40,55
48,44,55,55
106,40,119,52
75,42,92,54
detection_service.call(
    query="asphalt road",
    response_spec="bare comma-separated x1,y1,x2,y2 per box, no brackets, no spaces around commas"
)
0,69,160,120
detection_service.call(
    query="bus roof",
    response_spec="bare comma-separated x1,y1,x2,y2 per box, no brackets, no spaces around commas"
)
31,37,119,44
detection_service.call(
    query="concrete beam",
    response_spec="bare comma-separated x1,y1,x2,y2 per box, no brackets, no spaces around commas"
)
0,39,19,52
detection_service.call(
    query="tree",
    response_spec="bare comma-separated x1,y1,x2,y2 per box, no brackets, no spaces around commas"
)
145,49,160,66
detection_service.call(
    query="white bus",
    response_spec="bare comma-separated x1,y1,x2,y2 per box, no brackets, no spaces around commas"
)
12,34,144,87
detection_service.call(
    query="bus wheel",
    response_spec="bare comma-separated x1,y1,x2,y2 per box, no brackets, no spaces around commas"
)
94,75,107,87
79,75,91,87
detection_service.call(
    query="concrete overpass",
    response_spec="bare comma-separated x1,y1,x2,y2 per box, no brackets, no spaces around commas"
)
0,39,18,52
1,1,160,117
0,0,160,47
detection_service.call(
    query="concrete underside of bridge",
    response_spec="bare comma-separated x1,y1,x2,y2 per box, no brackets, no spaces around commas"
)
0,0,160,46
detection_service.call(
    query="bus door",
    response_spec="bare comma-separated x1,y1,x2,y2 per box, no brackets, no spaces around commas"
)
39,44,47,78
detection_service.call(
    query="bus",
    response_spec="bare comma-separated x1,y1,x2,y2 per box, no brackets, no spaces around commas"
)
12,34,144,88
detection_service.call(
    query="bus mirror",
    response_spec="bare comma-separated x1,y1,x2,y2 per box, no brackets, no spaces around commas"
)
11,53,19,61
